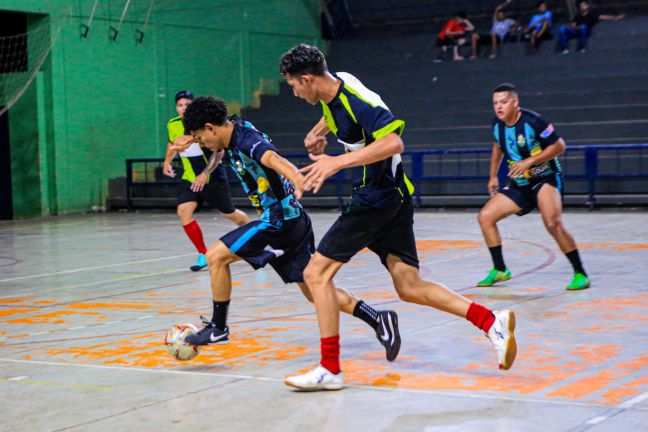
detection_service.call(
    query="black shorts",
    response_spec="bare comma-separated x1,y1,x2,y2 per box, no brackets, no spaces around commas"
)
436,36,466,47
220,212,315,284
177,179,236,214
500,173,564,216
317,198,419,269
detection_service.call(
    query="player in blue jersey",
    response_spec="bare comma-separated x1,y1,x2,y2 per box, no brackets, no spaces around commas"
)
476,83,589,291
279,44,517,391
174,96,401,361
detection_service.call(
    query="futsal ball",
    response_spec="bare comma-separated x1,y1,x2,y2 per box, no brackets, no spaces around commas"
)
164,323,201,361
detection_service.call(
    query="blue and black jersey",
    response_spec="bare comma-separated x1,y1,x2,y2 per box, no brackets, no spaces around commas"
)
321,72,414,207
493,108,562,187
224,116,302,224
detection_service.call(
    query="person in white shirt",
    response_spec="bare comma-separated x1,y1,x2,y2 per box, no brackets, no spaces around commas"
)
471,0,519,59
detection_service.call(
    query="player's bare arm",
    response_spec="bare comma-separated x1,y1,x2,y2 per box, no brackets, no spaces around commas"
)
190,150,225,193
170,134,196,152
260,150,305,199
300,132,404,193
488,143,504,196
508,138,566,178
305,116,330,155
163,140,178,177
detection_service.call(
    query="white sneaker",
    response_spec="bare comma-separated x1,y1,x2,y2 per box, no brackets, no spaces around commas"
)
284,365,344,391
487,310,517,370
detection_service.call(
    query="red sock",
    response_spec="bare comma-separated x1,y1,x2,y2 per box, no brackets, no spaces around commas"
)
182,220,207,254
320,335,340,374
466,302,495,333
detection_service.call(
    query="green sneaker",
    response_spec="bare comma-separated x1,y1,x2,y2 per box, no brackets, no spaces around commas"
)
566,273,590,290
477,268,512,287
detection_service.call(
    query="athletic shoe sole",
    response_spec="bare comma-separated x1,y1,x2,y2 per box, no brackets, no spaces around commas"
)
500,311,517,370
385,312,401,362
190,265,207,272
284,380,344,391
477,273,511,287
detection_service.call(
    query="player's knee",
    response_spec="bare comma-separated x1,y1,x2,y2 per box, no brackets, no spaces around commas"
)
206,244,231,267
477,209,493,226
177,206,191,220
302,262,320,286
544,218,562,235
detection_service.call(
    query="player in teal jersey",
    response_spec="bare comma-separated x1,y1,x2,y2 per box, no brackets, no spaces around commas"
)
477,83,589,291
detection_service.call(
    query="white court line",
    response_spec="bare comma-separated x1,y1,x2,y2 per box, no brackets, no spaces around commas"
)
578,390,648,429
0,253,195,283
0,268,190,299
0,357,614,409
618,390,648,409
585,416,608,425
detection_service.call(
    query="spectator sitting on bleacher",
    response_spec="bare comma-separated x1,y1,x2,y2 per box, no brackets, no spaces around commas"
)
559,0,625,54
525,1,553,53
471,0,520,59
435,11,475,61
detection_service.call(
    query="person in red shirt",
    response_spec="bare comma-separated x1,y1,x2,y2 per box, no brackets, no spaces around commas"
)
436,11,475,61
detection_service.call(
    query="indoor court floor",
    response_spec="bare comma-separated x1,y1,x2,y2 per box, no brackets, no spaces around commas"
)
0,210,647,431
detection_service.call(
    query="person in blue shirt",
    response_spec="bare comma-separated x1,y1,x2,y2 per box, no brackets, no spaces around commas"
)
172,96,399,360
525,1,553,53
279,44,517,391
476,83,589,291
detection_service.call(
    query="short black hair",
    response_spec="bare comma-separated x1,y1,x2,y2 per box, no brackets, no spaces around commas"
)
279,44,327,76
536,1,547,8
493,83,518,96
175,90,194,102
456,11,467,19
182,96,227,132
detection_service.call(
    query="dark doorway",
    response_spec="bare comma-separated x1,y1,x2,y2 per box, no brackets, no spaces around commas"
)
0,11,28,73
0,108,11,219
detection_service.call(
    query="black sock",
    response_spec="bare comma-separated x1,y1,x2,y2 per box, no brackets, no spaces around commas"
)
353,300,379,329
212,300,230,329
565,250,586,275
489,245,506,271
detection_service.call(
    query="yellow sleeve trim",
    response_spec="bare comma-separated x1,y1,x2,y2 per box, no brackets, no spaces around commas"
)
339,93,357,124
320,100,338,135
372,119,405,140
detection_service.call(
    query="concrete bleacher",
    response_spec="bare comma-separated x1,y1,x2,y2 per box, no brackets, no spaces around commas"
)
241,10,648,207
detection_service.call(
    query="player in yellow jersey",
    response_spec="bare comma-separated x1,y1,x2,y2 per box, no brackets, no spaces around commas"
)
163,90,249,271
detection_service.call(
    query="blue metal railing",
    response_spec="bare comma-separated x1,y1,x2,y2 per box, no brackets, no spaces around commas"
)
124,144,648,210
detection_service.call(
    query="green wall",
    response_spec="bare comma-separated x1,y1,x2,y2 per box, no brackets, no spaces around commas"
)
0,0,322,216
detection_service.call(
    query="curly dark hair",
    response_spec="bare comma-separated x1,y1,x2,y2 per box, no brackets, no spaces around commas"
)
279,44,327,76
182,96,228,132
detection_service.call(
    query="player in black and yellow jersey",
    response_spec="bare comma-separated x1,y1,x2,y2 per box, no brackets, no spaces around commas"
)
279,45,517,391
163,90,249,271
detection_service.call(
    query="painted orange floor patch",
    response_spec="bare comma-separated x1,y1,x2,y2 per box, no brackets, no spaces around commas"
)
5,310,107,325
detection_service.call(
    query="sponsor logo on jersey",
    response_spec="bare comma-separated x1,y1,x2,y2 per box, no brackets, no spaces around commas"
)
517,134,526,147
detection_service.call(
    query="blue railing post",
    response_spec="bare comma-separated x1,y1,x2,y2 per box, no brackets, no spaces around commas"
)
584,148,598,210
411,153,423,207
126,159,133,211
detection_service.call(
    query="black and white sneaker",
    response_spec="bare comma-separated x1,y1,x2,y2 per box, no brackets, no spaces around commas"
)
184,316,230,346
375,310,401,362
